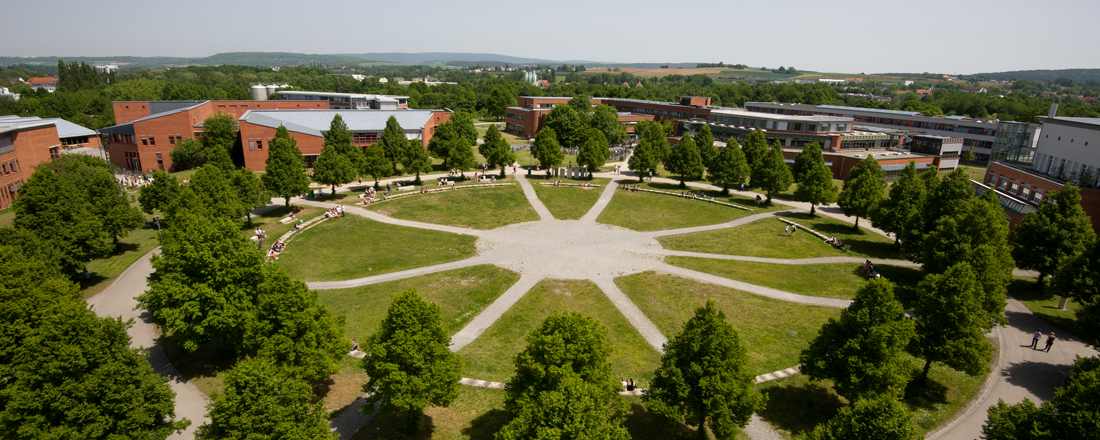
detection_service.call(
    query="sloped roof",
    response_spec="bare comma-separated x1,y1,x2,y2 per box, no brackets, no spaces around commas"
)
0,115,96,138
240,109,435,136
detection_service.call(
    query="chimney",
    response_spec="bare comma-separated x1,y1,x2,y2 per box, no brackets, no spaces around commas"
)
1048,103,1059,118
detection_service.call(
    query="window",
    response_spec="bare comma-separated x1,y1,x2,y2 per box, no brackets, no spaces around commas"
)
49,147,60,159
149,136,155,145
247,139,263,151
141,137,148,146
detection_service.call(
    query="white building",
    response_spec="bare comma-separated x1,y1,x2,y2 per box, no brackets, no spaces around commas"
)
1031,117,1100,186
0,87,19,101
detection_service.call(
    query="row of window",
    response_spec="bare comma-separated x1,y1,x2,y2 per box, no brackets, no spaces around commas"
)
986,173,1045,203
1045,133,1091,147
247,139,265,151
0,180,23,209
60,136,89,146
1,159,20,175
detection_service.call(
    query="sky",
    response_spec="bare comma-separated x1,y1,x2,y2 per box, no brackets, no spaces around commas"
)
2,0,1099,74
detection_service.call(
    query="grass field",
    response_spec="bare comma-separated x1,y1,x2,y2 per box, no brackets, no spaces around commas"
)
368,185,538,230
666,256,923,300
531,180,607,220
457,279,661,383
616,272,840,375
81,226,160,297
959,164,988,182
277,216,477,282
597,187,770,232
659,214,898,259
246,205,323,240
316,265,519,344
758,349,990,437
1010,278,1083,333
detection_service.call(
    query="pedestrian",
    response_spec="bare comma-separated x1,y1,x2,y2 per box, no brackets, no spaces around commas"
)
1043,332,1056,352
1030,330,1042,349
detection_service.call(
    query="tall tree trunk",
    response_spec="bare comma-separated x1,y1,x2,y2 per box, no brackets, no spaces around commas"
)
500,166,506,178
921,358,933,381
698,414,709,440
810,203,816,215
331,184,336,195
721,185,729,196
284,195,291,208
854,216,860,229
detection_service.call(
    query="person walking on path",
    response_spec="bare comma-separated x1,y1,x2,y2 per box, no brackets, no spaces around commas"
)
1043,332,1057,352
1030,330,1042,349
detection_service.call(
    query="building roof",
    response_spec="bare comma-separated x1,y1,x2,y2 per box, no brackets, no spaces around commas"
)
27,76,58,86
240,109,436,136
99,101,208,132
274,91,409,102
0,115,96,138
1043,116,1100,128
711,108,852,123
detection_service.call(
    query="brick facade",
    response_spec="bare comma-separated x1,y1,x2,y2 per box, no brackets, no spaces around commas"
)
984,161,1100,231
0,124,60,209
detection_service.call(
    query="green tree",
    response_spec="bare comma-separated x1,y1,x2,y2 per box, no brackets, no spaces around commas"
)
401,139,433,184
909,263,993,381
532,126,564,174
665,136,705,187
793,143,838,215
262,126,311,208
1055,241,1100,345
450,111,479,146
245,266,343,384
1012,185,1096,285
646,302,761,440
807,395,917,440
568,94,593,115
200,113,238,171
198,358,334,440
591,104,626,146
629,121,665,182
872,162,926,245
169,138,205,171
576,128,610,177
312,144,356,195
379,116,407,175
756,143,794,204
139,170,181,215
361,145,392,188
543,105,587,148
324,114,362,174
707,140,751,195
139,208,266,354
480,124,515,177
363,291,460,432
837,156,886,229
501,313,627,440
231,168,268,225
800,279,915,400
695,124,717,166
983,357,1100,440
742,131,770,187
189,165,244,221
13,155,141,276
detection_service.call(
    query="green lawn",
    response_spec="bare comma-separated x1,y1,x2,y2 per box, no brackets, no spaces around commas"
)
659,214,898,259
531,180,607,220
246,205,323,241
368,185,538,230
1010,278,1083,333
758,350,990,437
597,187,769,232
959,164,988,182
316,265,519,344
81,226,160,297
665,256,924,300
616,272,840,375
277,216,477,282
457,279,661,383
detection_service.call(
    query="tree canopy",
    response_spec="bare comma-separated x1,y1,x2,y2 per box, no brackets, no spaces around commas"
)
807,395,917,440
576,127,610,177
909,263,994,380
1012,185,1096,283
872,162,926,245
665,136,705,187
837,156,886,229
983,356,1100,440
755,143,794,203
707,140,751,195
139,170,182,215
480,124,516,177
379,116,407,175
591,104,626,146
646,301,761,439
695,124,717,166
543,105,587,149
628,121,666,181
532,126,565,172
261,125,311,207
312,143,356,194
793,143,837,215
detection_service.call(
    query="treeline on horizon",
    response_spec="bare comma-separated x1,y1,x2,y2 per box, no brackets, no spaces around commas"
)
1,61,1100,131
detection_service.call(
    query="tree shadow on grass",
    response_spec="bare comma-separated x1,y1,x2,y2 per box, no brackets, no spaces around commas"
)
777,212,900,259
157,336,236,384
623,402,696,440
903,376,948,410
354,409,434,440
759,380,844,436
462,408,509,440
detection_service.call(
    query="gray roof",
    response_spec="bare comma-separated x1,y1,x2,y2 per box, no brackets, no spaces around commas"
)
1046,116,1100,127
240,109,436,136
711,108,852,122
0,115,96,138
99,101,208,131
274,91,409,102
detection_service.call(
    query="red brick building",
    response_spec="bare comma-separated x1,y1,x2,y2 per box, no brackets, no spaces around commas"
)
238,109,451,171
0,116,102,209
101,100,328,172
504,96,659,139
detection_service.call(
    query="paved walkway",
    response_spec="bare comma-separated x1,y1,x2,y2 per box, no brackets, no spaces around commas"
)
645,211,783,238
593,276,668,352
85,250,208,440
579,179,619,223
654,262,852,309
514,173,554,221
307,256,487,290
449,274,542,352
927,300,1098,440
297,199,485,237
661,249,922,268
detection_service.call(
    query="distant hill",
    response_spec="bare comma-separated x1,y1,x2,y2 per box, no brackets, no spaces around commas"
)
965,69,1100,84
0,51,567,69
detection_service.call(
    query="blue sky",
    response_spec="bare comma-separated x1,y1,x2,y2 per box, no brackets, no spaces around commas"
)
2,0,1098,74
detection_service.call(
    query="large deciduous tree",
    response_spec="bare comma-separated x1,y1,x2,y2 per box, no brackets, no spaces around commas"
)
199,114,237,171
629,121,665,182
544,105,587,149
983,356,1100,440
480,124,515,177
665,136,705,187
312,144,356,195
401,139,433,184
532,126,564,174
189,164,244,221
807,395,918,440
695,124,717,166
13,155,142,277
909,263,993,381
197,358,334,440
362,291,460,432
707,140,751,195
872,162,926,245
742,130,770,187
646,302,761,439
139,170,181,215
231,169,268,225
756,143,794,204
591,104,626,146
837,156,886,229
1055,241,1100,346
500,313,627,439
800,279,915,400
262,125,311,208
793,143,837,215
576,127,610,177
361,145,392,188
379,116,407,175
1012,185,1096,284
